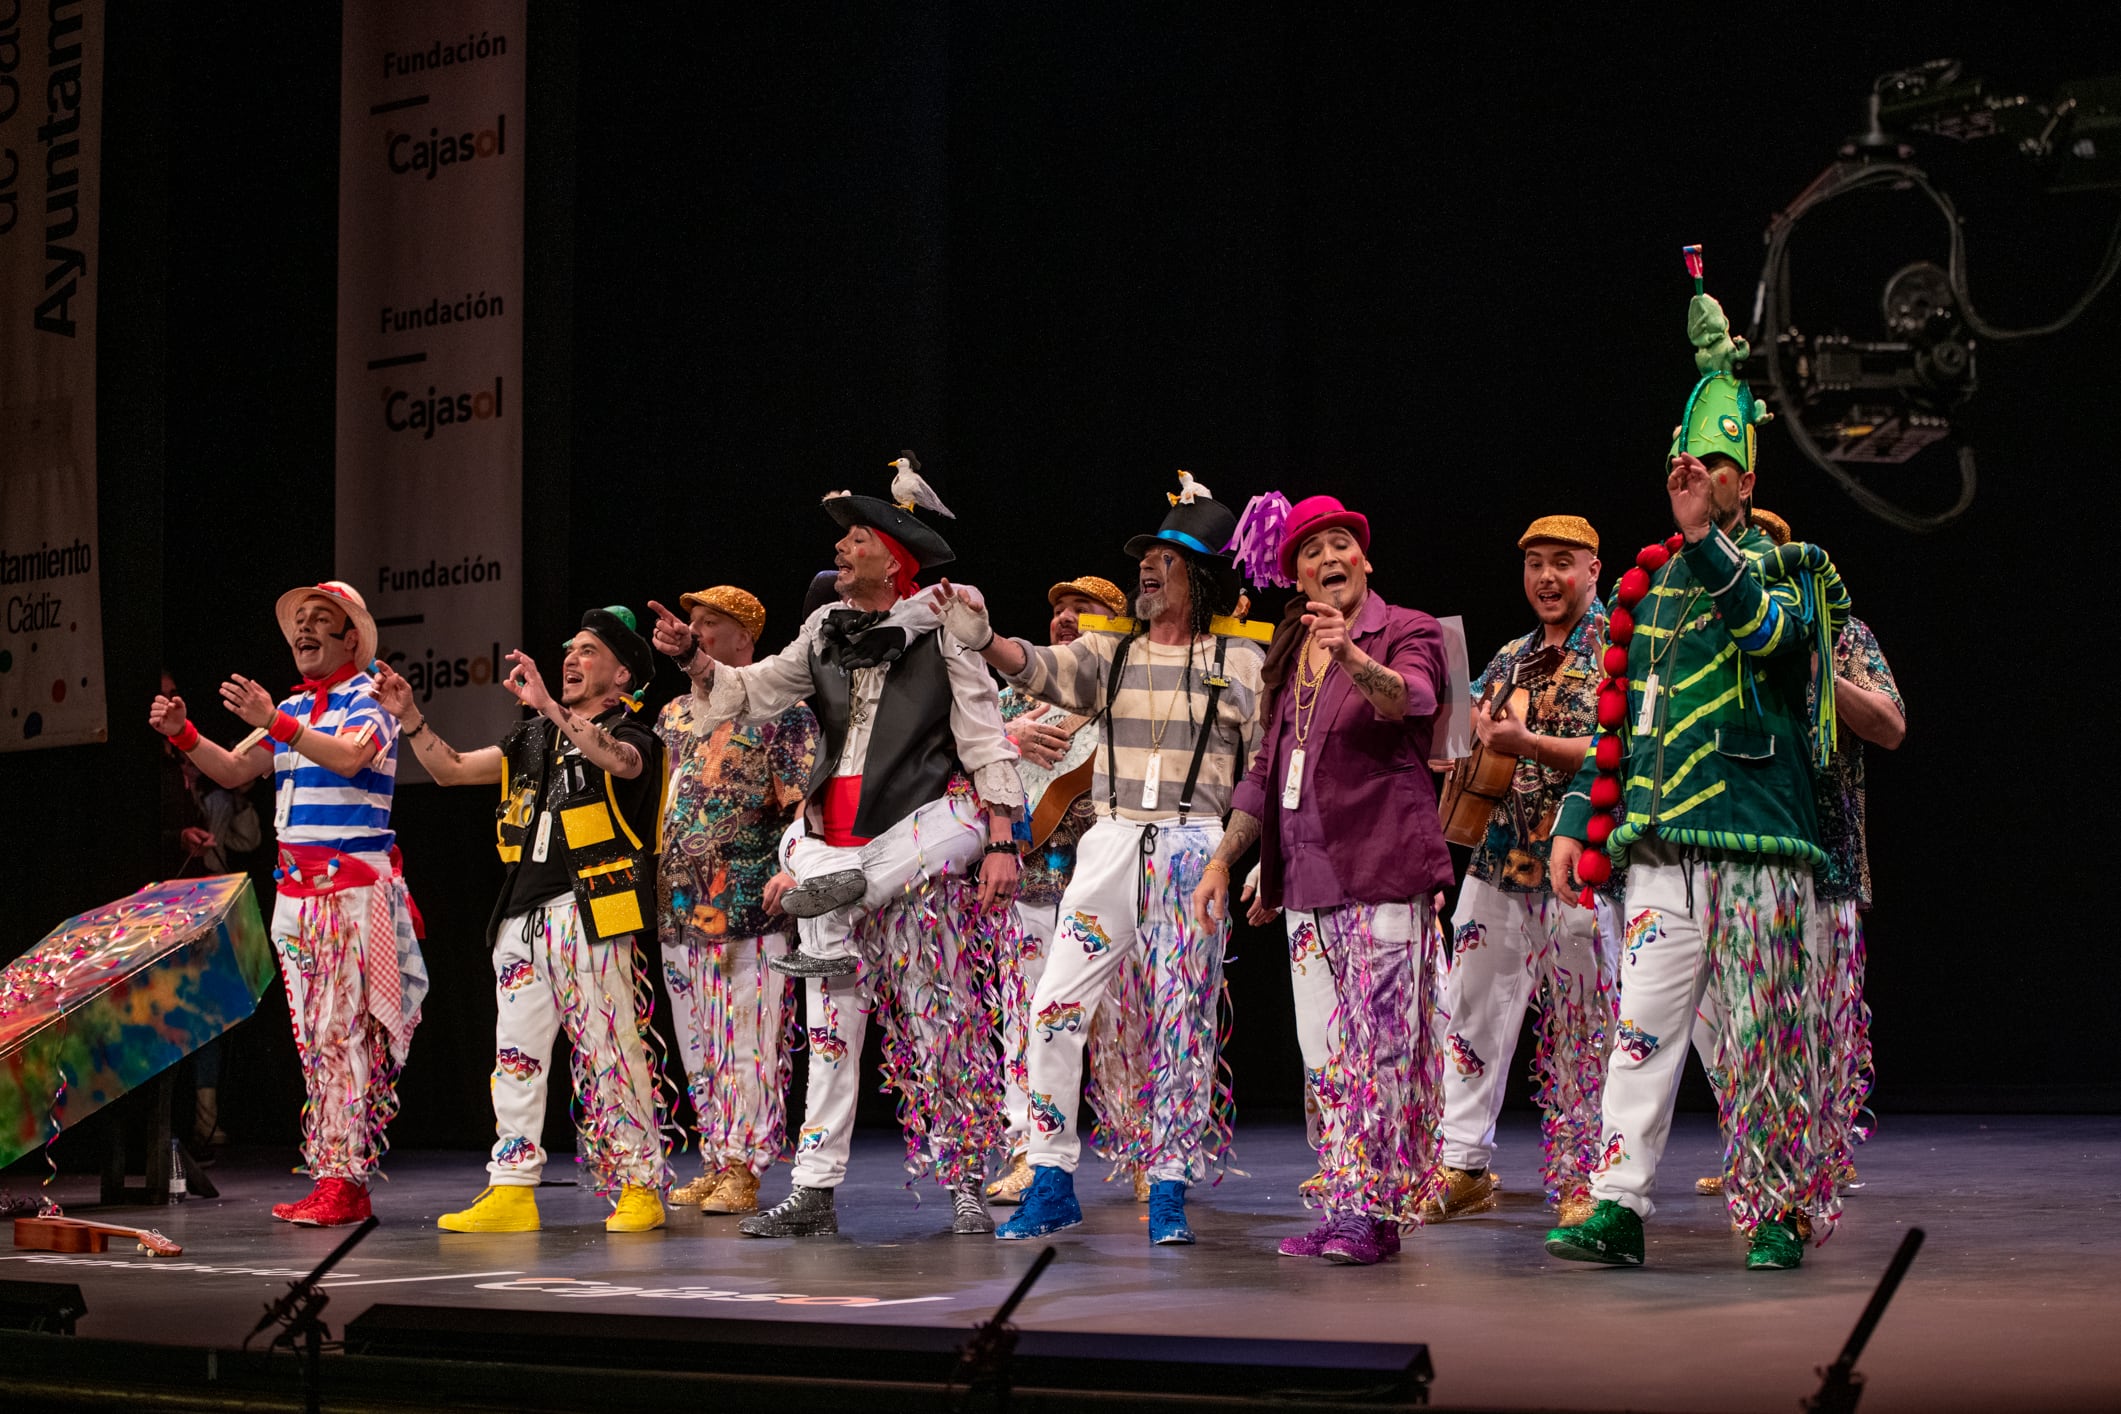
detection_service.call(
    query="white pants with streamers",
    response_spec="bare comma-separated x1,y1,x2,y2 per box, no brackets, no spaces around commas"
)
1436,875,1617,1199
1020,815,1228,1185
1286,899,1444,1223
1589,841,1835,1235
789,793,992,1190
1001,902,1057,1153
661,931,795,1177
487,897,665,1195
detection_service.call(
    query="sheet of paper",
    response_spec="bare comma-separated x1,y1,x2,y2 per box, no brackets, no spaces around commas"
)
1435,614,1475,760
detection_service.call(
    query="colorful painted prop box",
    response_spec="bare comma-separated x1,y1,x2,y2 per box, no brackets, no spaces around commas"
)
0,875,272,1168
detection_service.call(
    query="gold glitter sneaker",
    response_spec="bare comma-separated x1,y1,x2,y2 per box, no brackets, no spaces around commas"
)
1419,1166,1498,1221
1555,1184,1596,1228
701,1167,760,1214
1696,1174,1724,1196
986,1153,1034,1206
1133,1168,1150,1203
670,1170,720,1207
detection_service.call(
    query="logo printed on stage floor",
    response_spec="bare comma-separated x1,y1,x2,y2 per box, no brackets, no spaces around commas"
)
475,1276,950,1308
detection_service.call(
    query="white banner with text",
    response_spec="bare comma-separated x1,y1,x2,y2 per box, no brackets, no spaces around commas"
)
337,0,524,776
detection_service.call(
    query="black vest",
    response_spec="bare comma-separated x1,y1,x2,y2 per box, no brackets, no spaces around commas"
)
807,629,961,839
488,716,661,945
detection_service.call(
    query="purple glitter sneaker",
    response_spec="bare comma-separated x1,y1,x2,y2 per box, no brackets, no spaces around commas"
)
1320,1213,1399,1266
1278,1217,1337,1257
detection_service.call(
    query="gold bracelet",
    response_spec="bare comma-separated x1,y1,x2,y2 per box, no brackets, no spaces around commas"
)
1202,859,1231,877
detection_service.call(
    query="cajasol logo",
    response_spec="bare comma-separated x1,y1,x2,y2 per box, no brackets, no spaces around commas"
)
383,377,504,438
385,115,507,179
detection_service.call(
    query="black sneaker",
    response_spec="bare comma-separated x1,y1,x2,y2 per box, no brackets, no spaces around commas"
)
951,1177,993,1234
779,869,868,919
738,1184,839,1237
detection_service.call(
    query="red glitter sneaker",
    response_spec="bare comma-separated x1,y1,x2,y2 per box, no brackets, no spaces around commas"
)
271,1178,372,1227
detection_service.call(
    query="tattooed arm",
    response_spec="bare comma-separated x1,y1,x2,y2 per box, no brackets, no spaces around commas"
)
551,704,645,779
1344,655,1409,720
372,663,504,785
1210,809,1263,869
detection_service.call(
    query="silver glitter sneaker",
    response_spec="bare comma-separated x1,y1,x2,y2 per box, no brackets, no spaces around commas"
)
950,1177,994,1234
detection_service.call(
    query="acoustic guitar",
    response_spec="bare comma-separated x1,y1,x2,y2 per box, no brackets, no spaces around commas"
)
1437,644,1567,848
15,1214,184,1257
1014,710,1098,849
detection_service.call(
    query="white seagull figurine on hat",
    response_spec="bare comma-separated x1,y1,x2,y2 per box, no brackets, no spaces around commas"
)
889,451,955,518
1168,469,1212,506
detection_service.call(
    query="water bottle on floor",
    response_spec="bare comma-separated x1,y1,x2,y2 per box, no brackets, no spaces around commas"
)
169,1139,187,1204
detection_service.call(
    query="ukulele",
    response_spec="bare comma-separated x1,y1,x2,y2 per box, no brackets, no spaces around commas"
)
14,1214,184,1257
1437,644,1568,848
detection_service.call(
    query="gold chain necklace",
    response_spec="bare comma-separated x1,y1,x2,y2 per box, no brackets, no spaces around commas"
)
1293,636,1331,746
1146,638,1199,750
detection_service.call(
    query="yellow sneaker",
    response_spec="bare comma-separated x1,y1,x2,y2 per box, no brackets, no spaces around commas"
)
605,1184,666,1233
438,1185,540,1233
670,1171,719,1206
986,1154,1034,1205
1418,1166,1499,1221
701,1168,759,1214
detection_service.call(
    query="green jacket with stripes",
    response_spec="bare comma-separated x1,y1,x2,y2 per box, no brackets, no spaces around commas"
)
1554,522,1851,866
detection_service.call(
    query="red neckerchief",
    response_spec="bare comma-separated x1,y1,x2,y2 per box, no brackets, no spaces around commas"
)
292,660,359,723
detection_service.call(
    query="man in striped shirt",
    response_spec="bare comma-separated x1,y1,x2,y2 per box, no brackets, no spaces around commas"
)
935,488,1266,1246
150,581,426,1228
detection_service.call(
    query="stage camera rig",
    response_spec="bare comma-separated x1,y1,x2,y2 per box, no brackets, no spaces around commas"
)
1750,60,2120,530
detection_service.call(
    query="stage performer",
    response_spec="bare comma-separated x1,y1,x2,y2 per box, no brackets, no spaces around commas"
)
651,586,820,1217
1544,251,1850,1271
148,581,427,1227
936,484,1266,1246
1195,493,1454,1265
647,472,1023,1238
374,607,669,1235
988,574,1155,1209
1696,510,1904,1201
1426,516,1616,1229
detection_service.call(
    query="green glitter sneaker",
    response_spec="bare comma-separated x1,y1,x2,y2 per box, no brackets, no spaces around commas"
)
1543,1199,1644,1267
1745,1213,1806,1270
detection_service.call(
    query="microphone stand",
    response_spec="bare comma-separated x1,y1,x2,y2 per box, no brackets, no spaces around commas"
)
949,1244,1057,1413
244,1214,379,1414
1803,1226,1925,1414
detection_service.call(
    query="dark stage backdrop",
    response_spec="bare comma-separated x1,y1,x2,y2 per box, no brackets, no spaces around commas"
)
5,5,2115,1171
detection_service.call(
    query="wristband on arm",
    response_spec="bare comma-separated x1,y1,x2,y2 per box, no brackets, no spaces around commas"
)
168,721,202,753
268,711,302,744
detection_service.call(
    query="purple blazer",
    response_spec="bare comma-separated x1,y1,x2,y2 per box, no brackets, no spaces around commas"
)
1231,591,1455,911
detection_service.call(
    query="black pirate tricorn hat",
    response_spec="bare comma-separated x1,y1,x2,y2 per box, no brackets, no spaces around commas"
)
1123,485,1241,615
820,494,957,571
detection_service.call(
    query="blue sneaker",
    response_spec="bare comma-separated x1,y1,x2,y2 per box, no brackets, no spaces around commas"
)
994,1165,1082,1240
1148,1180,1194,1245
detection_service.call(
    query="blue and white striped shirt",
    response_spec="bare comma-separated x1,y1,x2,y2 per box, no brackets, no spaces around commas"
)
272,671,399,867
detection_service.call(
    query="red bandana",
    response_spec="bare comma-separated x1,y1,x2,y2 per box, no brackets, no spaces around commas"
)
865,527,922,601
293,660,359,724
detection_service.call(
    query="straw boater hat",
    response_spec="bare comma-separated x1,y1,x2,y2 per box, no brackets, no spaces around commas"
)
275,581,378,667
1046,576,1128,614
679,585,768,642
1517,515,1600,554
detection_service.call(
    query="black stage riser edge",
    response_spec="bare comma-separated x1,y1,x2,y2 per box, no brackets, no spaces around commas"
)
0,1330,1473,1414
345,1301,1432,1398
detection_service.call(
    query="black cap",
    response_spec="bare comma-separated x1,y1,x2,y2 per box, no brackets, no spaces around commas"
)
574,607,656,695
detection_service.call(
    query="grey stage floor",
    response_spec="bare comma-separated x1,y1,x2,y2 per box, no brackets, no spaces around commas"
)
6,1113,2117,1412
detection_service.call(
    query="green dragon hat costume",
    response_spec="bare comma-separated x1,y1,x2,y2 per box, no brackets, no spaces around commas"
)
1669,245,1771,472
